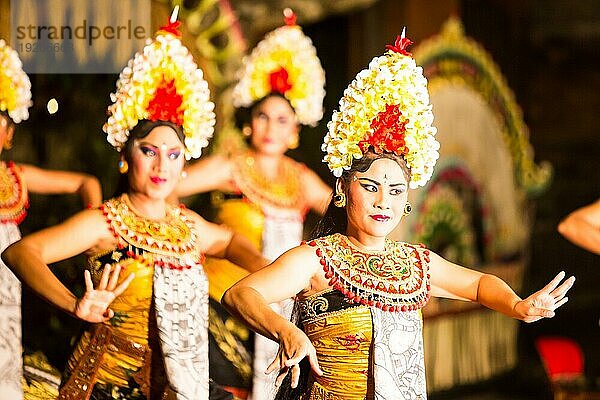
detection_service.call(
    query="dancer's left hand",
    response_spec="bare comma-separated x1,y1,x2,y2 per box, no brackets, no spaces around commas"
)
514,271,575,323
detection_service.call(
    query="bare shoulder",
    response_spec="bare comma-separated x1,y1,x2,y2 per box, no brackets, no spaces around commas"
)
178,206,206,228
283,243,327,294
69,208,114,239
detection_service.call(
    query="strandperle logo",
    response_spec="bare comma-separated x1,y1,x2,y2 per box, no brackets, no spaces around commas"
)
16,19,147,47
11,0,150,74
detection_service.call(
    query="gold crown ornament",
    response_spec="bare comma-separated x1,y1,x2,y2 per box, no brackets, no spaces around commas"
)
0,40,32,124
231,8,326,127
322,29,439,188
103,7,216,159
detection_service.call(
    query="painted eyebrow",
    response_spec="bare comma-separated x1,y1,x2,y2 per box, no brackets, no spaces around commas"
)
357,177,406,187
138,142,182,151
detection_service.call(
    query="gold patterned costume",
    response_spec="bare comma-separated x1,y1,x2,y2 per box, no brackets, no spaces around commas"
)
278,234,430,400
59,195,206,400
206,152,307,396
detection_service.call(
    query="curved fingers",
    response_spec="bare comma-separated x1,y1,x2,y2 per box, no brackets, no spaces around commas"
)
98,264,111,290
549,276,575,299
106,264,121,291
540,271,566,294
113,272,135,297
84,269,93,292
552,296,569,311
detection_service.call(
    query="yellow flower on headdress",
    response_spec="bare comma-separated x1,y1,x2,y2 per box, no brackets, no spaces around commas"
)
232,9,325,127
322,31,439,188
0,40,32,124
103,9,215,159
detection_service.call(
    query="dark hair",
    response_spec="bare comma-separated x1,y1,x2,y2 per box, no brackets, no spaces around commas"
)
310,150,410,240
113,119,185,196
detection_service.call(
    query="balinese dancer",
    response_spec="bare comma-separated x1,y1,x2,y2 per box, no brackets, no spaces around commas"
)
174,9,330,399
222,32,575,399
2,11,265,400
0,39,102,400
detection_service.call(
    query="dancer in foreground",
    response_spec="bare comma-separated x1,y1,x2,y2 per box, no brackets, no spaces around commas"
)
222,32,575,399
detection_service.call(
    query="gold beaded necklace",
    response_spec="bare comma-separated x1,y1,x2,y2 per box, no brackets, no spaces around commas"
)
233,152,304,210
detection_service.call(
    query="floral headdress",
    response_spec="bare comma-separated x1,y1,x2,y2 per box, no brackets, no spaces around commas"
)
322,30,439,188
231,8,325,127
0,40,32,124
103,8,215,159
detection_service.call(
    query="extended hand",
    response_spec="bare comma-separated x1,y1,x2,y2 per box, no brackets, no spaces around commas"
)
266,325,323,389
74,264,135,323
515,271,575,323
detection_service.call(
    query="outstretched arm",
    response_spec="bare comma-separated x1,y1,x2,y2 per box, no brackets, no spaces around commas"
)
1,209,129,318
558,199,600,255
174,154,232,198
20,164,103,208
428,251,575,322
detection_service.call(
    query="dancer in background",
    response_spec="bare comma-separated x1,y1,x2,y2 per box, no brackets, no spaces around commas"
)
558,199,600,255
222,33,575,399
2,14,265,399
0,39,102,400
174,9,330,399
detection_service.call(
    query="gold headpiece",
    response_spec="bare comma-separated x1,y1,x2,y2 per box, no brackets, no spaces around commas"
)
322,30,439,188
0,40,32,124
103,8,215,159
231,9,325,126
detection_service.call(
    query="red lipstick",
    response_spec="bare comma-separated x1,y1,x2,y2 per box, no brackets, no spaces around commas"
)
370,214,390,222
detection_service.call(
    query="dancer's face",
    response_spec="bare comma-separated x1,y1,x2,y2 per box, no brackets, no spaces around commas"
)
249,95,299,156
344,158,409,239
0,115,14,154
126,125,185,200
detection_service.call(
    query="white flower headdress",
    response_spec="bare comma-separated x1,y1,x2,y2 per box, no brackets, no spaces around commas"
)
231,9,325,127
0,40,32,124
322,30,439,188
103,8,216,159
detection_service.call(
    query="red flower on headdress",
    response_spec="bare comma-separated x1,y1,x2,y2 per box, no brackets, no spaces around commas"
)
385,35,413,57
147,79,184,125
283,8,297,26
359,104,409,155
159,20,182,37
269,67,293,95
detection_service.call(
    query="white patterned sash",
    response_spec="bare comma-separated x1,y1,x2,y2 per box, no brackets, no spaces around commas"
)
153,265,209,399
372,308,427,400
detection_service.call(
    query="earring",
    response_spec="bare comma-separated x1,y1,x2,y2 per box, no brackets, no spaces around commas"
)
180,170,188,179
288,135,299,150
403,202,412,216
242,126,252,137
333,191,346,208
118,160,129,174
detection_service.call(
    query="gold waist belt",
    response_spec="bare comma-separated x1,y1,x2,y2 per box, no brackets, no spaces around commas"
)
58,324,151,400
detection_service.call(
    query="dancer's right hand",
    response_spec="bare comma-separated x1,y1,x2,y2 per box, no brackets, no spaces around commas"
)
266,325,323,389
74,264,134,323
